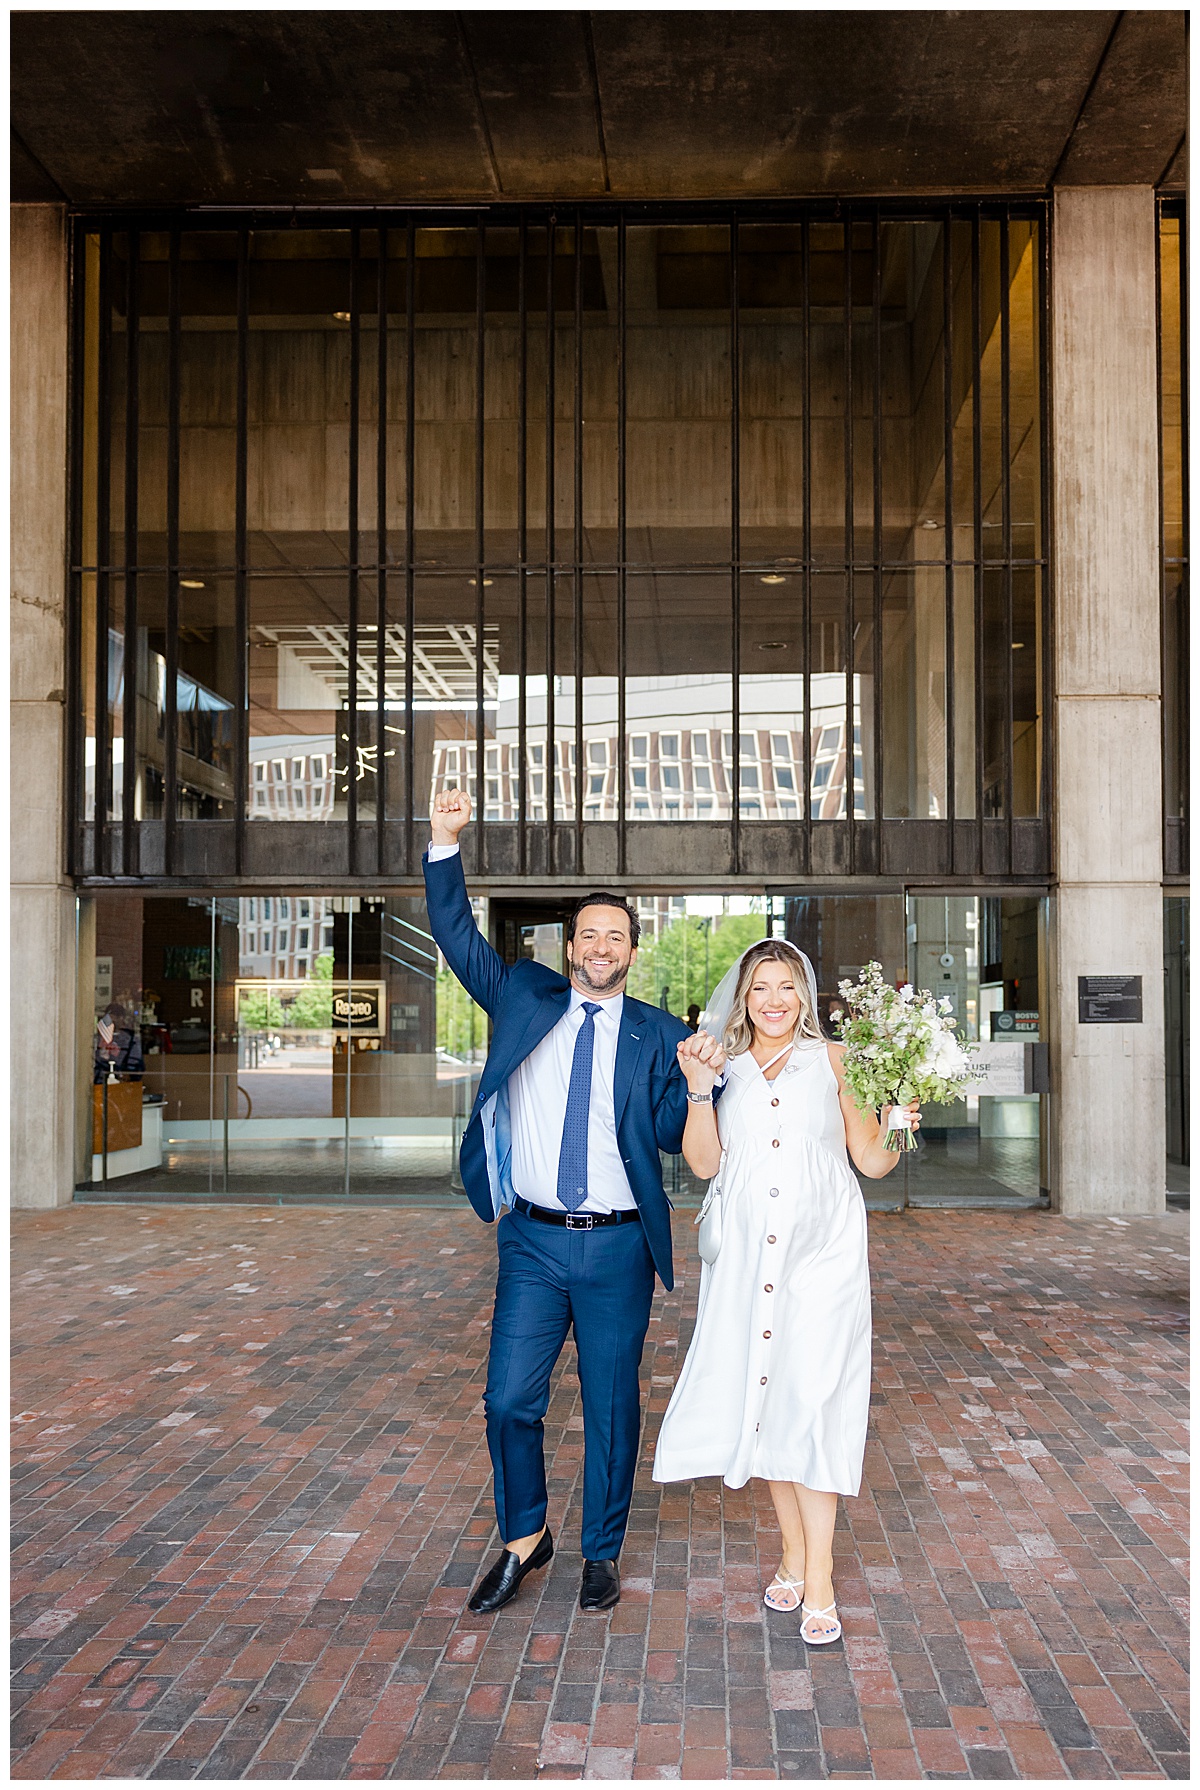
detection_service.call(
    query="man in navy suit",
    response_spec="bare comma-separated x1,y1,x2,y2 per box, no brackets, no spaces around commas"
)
425,787,695,1614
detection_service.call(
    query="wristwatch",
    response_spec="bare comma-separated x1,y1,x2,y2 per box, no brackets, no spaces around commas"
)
686,1091,713,1104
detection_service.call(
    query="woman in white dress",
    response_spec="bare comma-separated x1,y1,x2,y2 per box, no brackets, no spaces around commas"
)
652,940,919,1646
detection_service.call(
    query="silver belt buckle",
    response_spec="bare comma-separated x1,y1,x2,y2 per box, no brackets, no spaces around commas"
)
566,1212,595,1230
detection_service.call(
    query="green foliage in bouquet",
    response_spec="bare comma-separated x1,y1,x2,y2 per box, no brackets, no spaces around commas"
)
830,961,978,1148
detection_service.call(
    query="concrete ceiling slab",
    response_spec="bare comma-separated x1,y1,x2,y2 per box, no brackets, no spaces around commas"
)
463,13,609,195
10,10,1188,207
1159,136,1188,191
1053,10,1188,185
588,10,1113,195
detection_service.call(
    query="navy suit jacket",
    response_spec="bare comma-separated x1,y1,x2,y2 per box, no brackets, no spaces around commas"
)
424,849,690,1290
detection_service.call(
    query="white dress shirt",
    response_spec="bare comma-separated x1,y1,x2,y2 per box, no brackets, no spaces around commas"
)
428,842,636,1214
508,987,636,1213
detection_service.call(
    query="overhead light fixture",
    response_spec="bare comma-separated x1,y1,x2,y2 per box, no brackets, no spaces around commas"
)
920,518,940,530
180,579,205,589
333,311,351,322
468,576,494,587
759,574,787,585
758,641,790,651
1011,641,1026,649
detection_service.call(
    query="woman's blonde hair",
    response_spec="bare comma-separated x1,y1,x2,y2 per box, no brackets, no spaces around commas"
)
723,940,824,1057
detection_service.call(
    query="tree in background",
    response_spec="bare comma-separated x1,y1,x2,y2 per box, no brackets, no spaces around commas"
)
237,954,334,1035
629,913,767,1018
287,952,334,1030
437,966,486,1060
237,987,287,1032
432,913,770,1051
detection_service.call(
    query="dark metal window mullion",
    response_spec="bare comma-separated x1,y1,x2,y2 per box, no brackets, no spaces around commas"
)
943,211,956,854
95,226,112,873
971,213,985,866
66,222,86,874
376,225,389,873
842,212,855,868
999,212,1014,869
346,226,360,862
1036,211,1053,837
121,228,140,872
1177,203,1190,847
1155,198,1189,863
573,206,585,868
801,215,812,861
616,215,627,877
403,219,416,875
545,214,557,874
234,227,249,871
871,209,883,856
730,213,741,874
163,228,180,872
475,219,487,868
517,216,528,873
1155,200,1166,854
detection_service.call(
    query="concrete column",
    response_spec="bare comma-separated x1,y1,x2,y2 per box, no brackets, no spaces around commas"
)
1049,186,1165,1215
11,203,77,1209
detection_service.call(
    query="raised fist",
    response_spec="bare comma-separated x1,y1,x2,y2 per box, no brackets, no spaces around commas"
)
431,786,472,845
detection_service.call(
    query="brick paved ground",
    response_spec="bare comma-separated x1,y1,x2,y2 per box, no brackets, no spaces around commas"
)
12,1204,1189,1781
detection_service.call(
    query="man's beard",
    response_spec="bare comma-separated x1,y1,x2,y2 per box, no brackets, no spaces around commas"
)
571,956,628,995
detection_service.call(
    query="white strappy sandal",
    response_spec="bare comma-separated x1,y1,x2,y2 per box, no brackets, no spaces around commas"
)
763,1568,804,1612
800,1600,842,1645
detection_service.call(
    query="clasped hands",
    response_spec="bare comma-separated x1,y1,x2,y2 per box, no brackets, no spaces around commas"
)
677,1029,726,1095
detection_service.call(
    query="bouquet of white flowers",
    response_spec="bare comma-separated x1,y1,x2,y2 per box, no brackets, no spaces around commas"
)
830,961,977,1152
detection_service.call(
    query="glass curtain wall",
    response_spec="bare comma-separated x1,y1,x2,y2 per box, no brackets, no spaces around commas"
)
82,884,1044,1204
71,205,1050,888
82,890,486,1199
1163,895,1189,1191
784,890,1045,1207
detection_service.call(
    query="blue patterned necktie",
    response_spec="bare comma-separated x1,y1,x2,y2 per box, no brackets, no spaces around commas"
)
557,1001,601,1212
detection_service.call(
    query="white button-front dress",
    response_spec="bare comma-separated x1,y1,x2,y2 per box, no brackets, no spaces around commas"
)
653,1040,871,1496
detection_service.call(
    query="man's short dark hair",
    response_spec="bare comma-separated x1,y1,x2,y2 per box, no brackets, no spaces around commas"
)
567,891,640,948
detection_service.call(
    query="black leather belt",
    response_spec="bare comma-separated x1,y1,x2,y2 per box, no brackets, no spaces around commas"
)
510,1194,641,1230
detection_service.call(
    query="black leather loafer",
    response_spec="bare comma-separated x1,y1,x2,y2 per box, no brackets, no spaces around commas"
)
467,1527,553,1614
579,1557,620,1611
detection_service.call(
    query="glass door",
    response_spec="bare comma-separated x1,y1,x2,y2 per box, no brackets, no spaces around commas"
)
900,894,1045,1205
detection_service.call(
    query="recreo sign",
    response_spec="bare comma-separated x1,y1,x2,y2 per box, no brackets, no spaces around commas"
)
331,983,387,1036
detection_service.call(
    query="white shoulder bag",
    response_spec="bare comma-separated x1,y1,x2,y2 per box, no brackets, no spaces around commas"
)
695,1156,727,1266
693,1044,793,1265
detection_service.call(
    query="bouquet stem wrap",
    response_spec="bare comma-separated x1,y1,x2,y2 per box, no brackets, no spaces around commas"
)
883,1105,919,1153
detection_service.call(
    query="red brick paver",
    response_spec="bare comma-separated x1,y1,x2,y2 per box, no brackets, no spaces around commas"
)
12,1205,1189,1779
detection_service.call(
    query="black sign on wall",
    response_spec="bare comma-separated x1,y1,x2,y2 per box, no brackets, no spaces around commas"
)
331,983,386,1035
1078,975,1143,1023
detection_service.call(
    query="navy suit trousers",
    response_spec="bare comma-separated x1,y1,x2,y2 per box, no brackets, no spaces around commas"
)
484,1206,656,1560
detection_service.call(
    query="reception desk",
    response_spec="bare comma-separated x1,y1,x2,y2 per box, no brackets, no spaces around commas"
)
91,1085,164,1181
